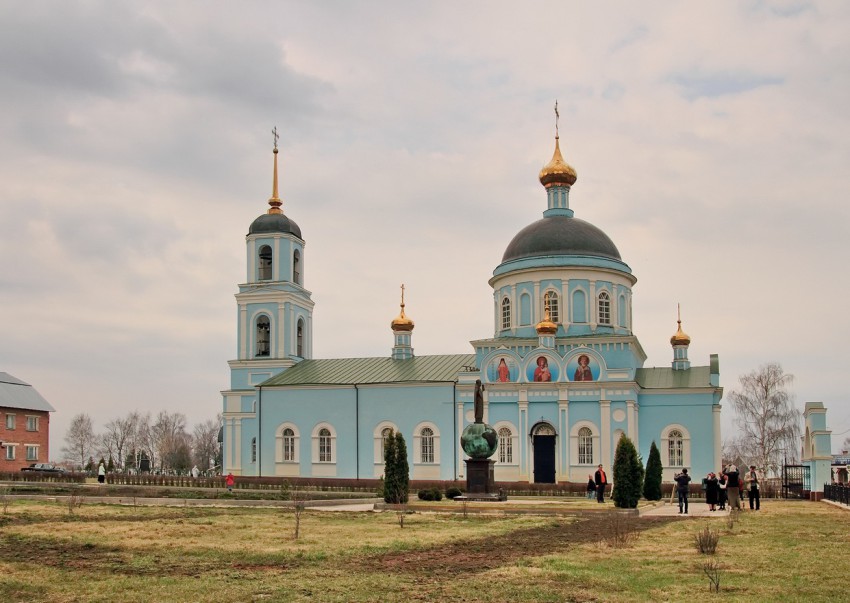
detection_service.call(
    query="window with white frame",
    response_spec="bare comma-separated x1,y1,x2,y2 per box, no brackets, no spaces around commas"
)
420,427,434,463
501,297,511,330
381,427,393,461
544,290,560,323
26,446,38,461
5,445,15,460
258,245,273,280
598,291,611,325
293,249,301,285
668,429,684,466
256,315,271,357
26,416,38,431
578,427,593,465
5,413,14,429
281,428,296,461
498,427,513,463
319,428,332,462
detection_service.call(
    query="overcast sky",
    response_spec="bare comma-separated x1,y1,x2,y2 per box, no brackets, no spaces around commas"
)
1,1,848,456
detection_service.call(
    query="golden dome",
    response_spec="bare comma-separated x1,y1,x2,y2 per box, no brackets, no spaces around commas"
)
539,136,577,187
536,309,558,335
391,285,415,332
670,320,691,346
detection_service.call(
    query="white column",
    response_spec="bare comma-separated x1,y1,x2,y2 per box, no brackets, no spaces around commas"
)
239,304,248,359
519,392,528,481
558,391,569,481
626,400,636,441
713,405,722,473
600,399,611,469
457,401,465,478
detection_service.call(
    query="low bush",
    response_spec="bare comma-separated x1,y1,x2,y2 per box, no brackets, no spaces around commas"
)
445,486,463,499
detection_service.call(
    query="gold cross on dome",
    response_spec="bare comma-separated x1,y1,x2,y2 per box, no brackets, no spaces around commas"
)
272,126,279,151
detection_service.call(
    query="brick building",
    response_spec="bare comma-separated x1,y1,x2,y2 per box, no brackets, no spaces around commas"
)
0,372,55,471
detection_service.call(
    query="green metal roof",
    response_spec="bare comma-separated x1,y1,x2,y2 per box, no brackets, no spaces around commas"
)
635,366,713,389
260,354,476,387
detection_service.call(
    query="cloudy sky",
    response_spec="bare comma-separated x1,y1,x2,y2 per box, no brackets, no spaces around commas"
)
2,1,848,456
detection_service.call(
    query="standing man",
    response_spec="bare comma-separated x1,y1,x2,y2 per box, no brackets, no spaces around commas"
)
674,468,692,514
594,464,608,503
745,465,760,510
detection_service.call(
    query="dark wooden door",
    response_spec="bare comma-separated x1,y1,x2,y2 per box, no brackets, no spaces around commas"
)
533,435,556,483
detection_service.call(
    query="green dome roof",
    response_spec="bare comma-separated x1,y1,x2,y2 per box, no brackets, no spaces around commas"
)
501,215,621,263
248,213,302,239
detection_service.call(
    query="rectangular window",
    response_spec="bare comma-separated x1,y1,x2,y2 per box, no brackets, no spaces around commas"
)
578,435,593,465
669,439,683,466
421,435,434,464
26,416,39,431
498,431,513,464
319,436,332,462
5,414,15,429
26,446,38,461
5,445,15,461
282,436,295,461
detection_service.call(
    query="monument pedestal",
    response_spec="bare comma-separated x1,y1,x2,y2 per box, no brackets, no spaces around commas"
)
464,458,500,500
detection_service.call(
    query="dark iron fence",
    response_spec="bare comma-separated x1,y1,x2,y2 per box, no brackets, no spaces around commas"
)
782,465,810,499
824,483,850,506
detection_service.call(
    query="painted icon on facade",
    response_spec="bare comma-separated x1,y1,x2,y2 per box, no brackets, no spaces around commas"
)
568,353,597,381
487,356,517,383
527,355,558,382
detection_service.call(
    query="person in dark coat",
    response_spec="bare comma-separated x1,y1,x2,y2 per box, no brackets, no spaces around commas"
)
704,472,719,511
674,468,692,514
717,472,728,510
586,474,596,499
594,464,608,503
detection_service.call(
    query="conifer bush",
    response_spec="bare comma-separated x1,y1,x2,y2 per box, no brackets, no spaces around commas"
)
643,441,663,501
383,430,410,504
612,435,644,508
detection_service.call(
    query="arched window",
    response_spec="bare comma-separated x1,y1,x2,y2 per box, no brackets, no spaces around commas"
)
420,427,434,463
282,428,295,462
578,427,593,465
258,245,272,281
519,292,531,326
256,316,270,357
297,319,304,357
668,429,684,467
293,249,301,285
498,427,513,463
572,290,587,323
251,437,257,463
318,428,332,462
381,427,393,461
501,297,511,330
544,290,560,323
598,291,611,325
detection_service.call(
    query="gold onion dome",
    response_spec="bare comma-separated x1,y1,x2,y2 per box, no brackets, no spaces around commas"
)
391,285,415,332
539,136,577,187
536,309,558,335
670,319,691,346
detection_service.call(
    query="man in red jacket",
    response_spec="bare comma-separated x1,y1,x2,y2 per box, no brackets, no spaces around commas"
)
594,464,608,503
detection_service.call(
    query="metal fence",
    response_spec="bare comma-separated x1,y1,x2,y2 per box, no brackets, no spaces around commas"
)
824,483,850,506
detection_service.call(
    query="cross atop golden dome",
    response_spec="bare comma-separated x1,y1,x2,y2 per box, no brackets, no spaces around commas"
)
536,308,558,335
539,101,577,188
391,284,415,332
268,126,283,215
670,304,691,346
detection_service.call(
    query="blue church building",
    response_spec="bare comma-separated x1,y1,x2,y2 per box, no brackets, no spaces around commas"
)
222,129,723,483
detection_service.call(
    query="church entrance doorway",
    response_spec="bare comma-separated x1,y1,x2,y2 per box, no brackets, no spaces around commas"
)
531,422,556,484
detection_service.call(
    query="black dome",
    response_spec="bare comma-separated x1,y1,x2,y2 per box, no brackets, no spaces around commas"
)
501,215,621,263
248,213,302,239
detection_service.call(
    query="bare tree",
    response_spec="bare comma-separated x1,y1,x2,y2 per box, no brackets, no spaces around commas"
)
103,413,140,471
61,413,95,469
729,363,801,477
192,416,222,473
150,410,188,472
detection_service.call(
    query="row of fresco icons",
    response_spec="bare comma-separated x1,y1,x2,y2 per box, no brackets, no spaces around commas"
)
488,354,597,383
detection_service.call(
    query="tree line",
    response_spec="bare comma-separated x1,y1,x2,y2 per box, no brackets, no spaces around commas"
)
61,411,222,474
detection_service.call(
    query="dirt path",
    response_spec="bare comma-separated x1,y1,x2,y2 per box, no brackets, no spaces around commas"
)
359,513,675,577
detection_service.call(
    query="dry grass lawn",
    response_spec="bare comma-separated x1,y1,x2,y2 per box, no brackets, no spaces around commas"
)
0,498,846,602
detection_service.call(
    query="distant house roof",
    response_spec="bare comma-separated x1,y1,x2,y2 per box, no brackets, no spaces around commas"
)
635,366,714,389
261,354,477,387
0,373,55,412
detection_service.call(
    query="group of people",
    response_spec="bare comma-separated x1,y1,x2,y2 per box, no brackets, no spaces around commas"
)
585,464,608,502
674,463,762,514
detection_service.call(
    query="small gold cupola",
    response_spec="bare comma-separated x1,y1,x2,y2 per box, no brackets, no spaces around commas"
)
670,306,691,347
536,308,558,335
539,101,577,188
391,284,415,332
